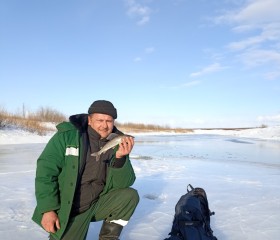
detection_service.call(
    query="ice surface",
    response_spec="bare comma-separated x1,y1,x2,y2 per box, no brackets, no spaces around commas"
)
0,128,279,239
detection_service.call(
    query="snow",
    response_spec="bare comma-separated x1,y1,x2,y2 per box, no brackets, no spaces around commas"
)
0,126,280,239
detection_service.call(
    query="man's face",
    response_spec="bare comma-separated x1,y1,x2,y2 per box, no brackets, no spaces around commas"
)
88,113,114,138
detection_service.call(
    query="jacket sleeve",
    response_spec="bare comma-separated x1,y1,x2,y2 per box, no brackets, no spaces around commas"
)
102,155,136,195
35,132,65,213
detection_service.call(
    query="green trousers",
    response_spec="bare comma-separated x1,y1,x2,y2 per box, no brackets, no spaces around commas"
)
50,187,139,240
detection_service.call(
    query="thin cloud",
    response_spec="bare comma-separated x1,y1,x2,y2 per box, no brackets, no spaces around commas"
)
133,47,155,62
124,0,152,26
257,114,280,123
228,34,269,51
182,80,201,88
190,63,224,78
238,49,280,68
214,0,280,25
213,0,280,79
264,71,280,80
227,22,280,51
160,80,201,90
133,57,142,62
236,48,280,80
145,47,155,54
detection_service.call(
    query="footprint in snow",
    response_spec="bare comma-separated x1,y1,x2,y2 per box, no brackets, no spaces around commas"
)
143,194,158,200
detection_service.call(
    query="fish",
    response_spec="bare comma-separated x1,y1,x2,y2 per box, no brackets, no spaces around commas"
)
91,133,135,161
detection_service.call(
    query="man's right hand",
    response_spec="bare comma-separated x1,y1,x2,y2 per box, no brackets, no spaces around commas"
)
41,210,61,233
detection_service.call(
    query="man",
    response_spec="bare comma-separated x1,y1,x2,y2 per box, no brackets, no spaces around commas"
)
32,100,139,240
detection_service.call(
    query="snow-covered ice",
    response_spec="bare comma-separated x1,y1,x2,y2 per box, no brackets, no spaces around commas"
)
0,126,279,239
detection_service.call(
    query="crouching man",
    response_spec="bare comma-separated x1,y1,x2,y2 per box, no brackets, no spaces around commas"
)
32,100,139,240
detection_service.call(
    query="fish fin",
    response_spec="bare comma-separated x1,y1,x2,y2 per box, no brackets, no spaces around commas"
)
91,152,101,161
106,133,119,141
95,155,100,161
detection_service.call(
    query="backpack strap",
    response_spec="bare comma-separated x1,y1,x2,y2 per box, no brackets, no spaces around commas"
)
187,184,194,192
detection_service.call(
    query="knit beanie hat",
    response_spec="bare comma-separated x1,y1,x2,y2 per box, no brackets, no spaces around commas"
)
88,100,117,119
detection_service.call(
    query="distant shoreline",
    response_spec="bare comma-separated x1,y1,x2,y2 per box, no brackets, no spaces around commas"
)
118,126,261,133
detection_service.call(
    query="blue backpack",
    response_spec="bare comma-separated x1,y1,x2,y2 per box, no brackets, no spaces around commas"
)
164,184,217,240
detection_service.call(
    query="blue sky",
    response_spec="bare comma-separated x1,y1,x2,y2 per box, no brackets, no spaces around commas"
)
1,0,280,128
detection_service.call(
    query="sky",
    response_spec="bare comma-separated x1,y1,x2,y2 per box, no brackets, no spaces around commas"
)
0,126,280,239
1,0,280,128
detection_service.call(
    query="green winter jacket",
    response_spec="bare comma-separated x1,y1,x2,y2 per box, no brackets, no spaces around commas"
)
32,119,136,239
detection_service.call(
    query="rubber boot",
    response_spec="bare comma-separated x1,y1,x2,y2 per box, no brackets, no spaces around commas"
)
99,221,123,240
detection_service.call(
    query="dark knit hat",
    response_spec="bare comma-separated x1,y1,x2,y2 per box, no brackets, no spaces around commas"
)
88,100,117,119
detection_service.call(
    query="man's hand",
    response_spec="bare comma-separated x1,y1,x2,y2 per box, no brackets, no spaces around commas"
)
116,136,134,158
41,210,60,233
